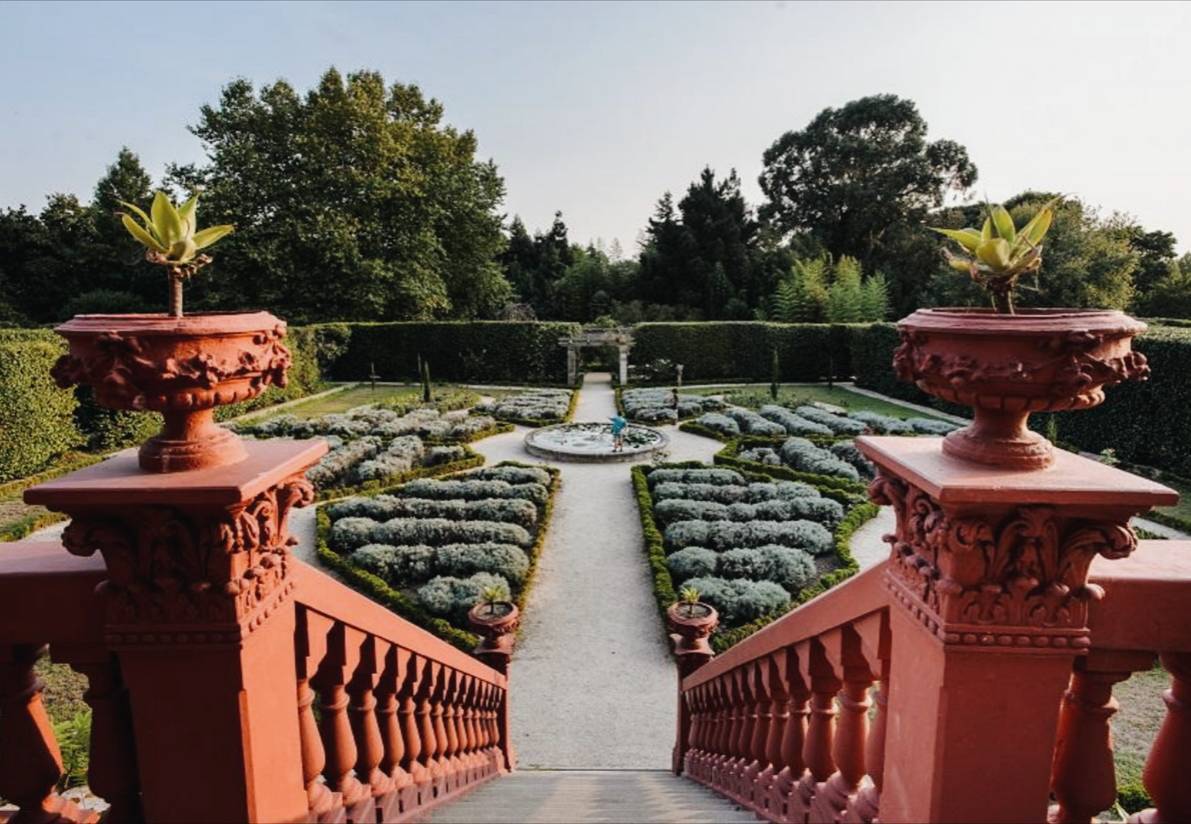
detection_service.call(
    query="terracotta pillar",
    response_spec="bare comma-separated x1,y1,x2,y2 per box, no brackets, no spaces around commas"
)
25,441,326,824
565,346,578,387
858,436,1176,824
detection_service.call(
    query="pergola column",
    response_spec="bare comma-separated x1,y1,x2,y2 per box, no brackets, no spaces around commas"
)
618,346,629,386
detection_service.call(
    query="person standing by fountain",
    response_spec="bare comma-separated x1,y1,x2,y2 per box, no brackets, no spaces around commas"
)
610,413,628,453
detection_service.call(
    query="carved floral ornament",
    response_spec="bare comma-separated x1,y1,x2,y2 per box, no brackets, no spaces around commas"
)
50,325,291,411
868,471,1136,651
60,475,314,643
892,328,1150,408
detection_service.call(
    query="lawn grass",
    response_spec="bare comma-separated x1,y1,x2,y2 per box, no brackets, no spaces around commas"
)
280,383,419,417
687,383,958,423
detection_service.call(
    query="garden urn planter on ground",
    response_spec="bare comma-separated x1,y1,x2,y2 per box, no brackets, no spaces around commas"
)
666,601,718,658
468,601,519,672
893,308,1149,469
50,311,292,472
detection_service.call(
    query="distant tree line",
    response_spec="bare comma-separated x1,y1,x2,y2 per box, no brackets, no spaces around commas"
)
1,74,1186,327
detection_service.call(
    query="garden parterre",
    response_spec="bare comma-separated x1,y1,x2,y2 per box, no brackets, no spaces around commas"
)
637,463,874,638
476,388,575,426
619,387,724,424
321,463,558,643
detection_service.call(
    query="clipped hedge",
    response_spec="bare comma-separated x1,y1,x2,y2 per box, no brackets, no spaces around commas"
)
630,322,854,384
0,336,83,481
329,321,581,384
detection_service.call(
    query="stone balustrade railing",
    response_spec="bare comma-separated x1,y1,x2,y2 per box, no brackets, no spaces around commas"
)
676,531,1191,822
0,541,511,823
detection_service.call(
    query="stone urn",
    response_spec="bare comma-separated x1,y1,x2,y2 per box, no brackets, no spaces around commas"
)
893,308,1149,469
666,600,718,658
468,600,519,672
50,311,291,472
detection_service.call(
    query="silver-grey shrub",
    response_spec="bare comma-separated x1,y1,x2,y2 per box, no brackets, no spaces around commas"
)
417,572,510,622
717,545,818,592
694,413,740,437
738,447,781,466
682,576,790,625
330,516,383,552
828,442,875,479
374,518,532,548
654,499,732,525
726,408,787,437
666,546,719,582
907,417,960,435
758,405,833,436
398,478,548,505
647,468,744,487
663,519,833,555
434,543,530,583
466,465,551,486
328,495,538,529
847,410,913,434
779,438,861,481
348,543,436,581
792,406,868,435
652,479,819,505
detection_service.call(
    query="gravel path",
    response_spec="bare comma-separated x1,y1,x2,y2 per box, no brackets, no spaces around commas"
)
467,373,718,769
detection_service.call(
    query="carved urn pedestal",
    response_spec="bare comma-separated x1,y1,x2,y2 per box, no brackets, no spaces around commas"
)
467,602,519,676
25,439,327,823
857,435,1176,824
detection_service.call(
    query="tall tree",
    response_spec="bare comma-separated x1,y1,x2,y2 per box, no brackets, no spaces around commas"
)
759,94,976,313
167,68,510,322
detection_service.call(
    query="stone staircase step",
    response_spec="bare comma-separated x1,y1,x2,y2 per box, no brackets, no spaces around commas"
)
423,769,755,823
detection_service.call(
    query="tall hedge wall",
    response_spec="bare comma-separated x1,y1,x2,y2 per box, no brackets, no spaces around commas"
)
329,321,581,384
0,335,82,481
848,323,930,404
631,322,854,383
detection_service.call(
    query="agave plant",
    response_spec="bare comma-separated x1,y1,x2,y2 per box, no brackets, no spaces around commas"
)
119,191,234,317
931,198,1059,314
479,584,509,617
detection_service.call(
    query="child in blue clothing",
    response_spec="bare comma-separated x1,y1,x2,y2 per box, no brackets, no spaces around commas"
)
610,414,628,452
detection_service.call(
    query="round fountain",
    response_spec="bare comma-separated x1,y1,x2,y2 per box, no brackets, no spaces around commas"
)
524,422,669,463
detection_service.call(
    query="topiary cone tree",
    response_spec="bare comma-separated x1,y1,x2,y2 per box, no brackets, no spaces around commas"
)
118,190,234,317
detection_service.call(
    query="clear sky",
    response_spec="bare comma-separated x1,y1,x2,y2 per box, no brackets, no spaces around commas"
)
2,1,1188,252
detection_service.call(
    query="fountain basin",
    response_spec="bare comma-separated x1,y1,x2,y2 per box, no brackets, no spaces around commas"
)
524,422,669,463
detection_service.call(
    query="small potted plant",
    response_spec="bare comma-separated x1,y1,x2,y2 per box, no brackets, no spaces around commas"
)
666,587,718,656
50,191,292,472
467,585,520,665
892,199,1149,468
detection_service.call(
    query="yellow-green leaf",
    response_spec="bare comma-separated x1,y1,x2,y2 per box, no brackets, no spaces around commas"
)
1020,201,1056,246
121,213,166,252
981,217,993,242
150,191,184,247
118,201,156,239
930,227,983,252
192,224,235,250
948,257,973,273
176,193,199,238
976,238,1011,270
990,205,1016,243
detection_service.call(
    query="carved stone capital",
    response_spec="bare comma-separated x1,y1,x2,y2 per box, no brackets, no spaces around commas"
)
59,474,314,645
868,469,1138,652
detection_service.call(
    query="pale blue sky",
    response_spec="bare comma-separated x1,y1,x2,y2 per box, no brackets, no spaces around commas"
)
2,1,1188,251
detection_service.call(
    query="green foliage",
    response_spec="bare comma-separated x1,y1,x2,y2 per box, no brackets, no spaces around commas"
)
420,357,432,403
760,94,977,314
53,709,92,790
118,190,233,265
166,69,511,323
331,321,580,383
848,323,931,404
631,322,852,383
0,336,83,481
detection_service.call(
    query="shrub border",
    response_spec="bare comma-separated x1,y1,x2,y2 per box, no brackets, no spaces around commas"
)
315,447,485,503
315,461,561,656
713,437,869,497
632,461,878,655
488,389,579,429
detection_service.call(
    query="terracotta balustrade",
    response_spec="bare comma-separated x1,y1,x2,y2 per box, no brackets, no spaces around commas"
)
676,435,1191,824
0,529,511,823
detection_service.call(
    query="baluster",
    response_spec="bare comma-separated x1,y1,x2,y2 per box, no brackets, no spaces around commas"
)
743,659,771,809
756,650,790,819
695,681,716,782
711,675,734,791
69,655,140,822
375,645,411,819
684,685,702,777
411,655,438,801
728,667,753,799
845,613,892,824
311,624,372,816
453,672,470,780
458,676,478,782
1047,651,1150,824
0,644,90,824
791,638,840,823
814,626,876,822
772,645,810,822
440,669,461,790
1129,652,1191,824
428,662,448,788
346,635,394,804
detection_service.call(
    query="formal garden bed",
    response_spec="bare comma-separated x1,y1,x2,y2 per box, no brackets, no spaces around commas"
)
616,386,725,424
236,405,510,500
633,461,877,653
317,462,559,651
475,388,578,427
